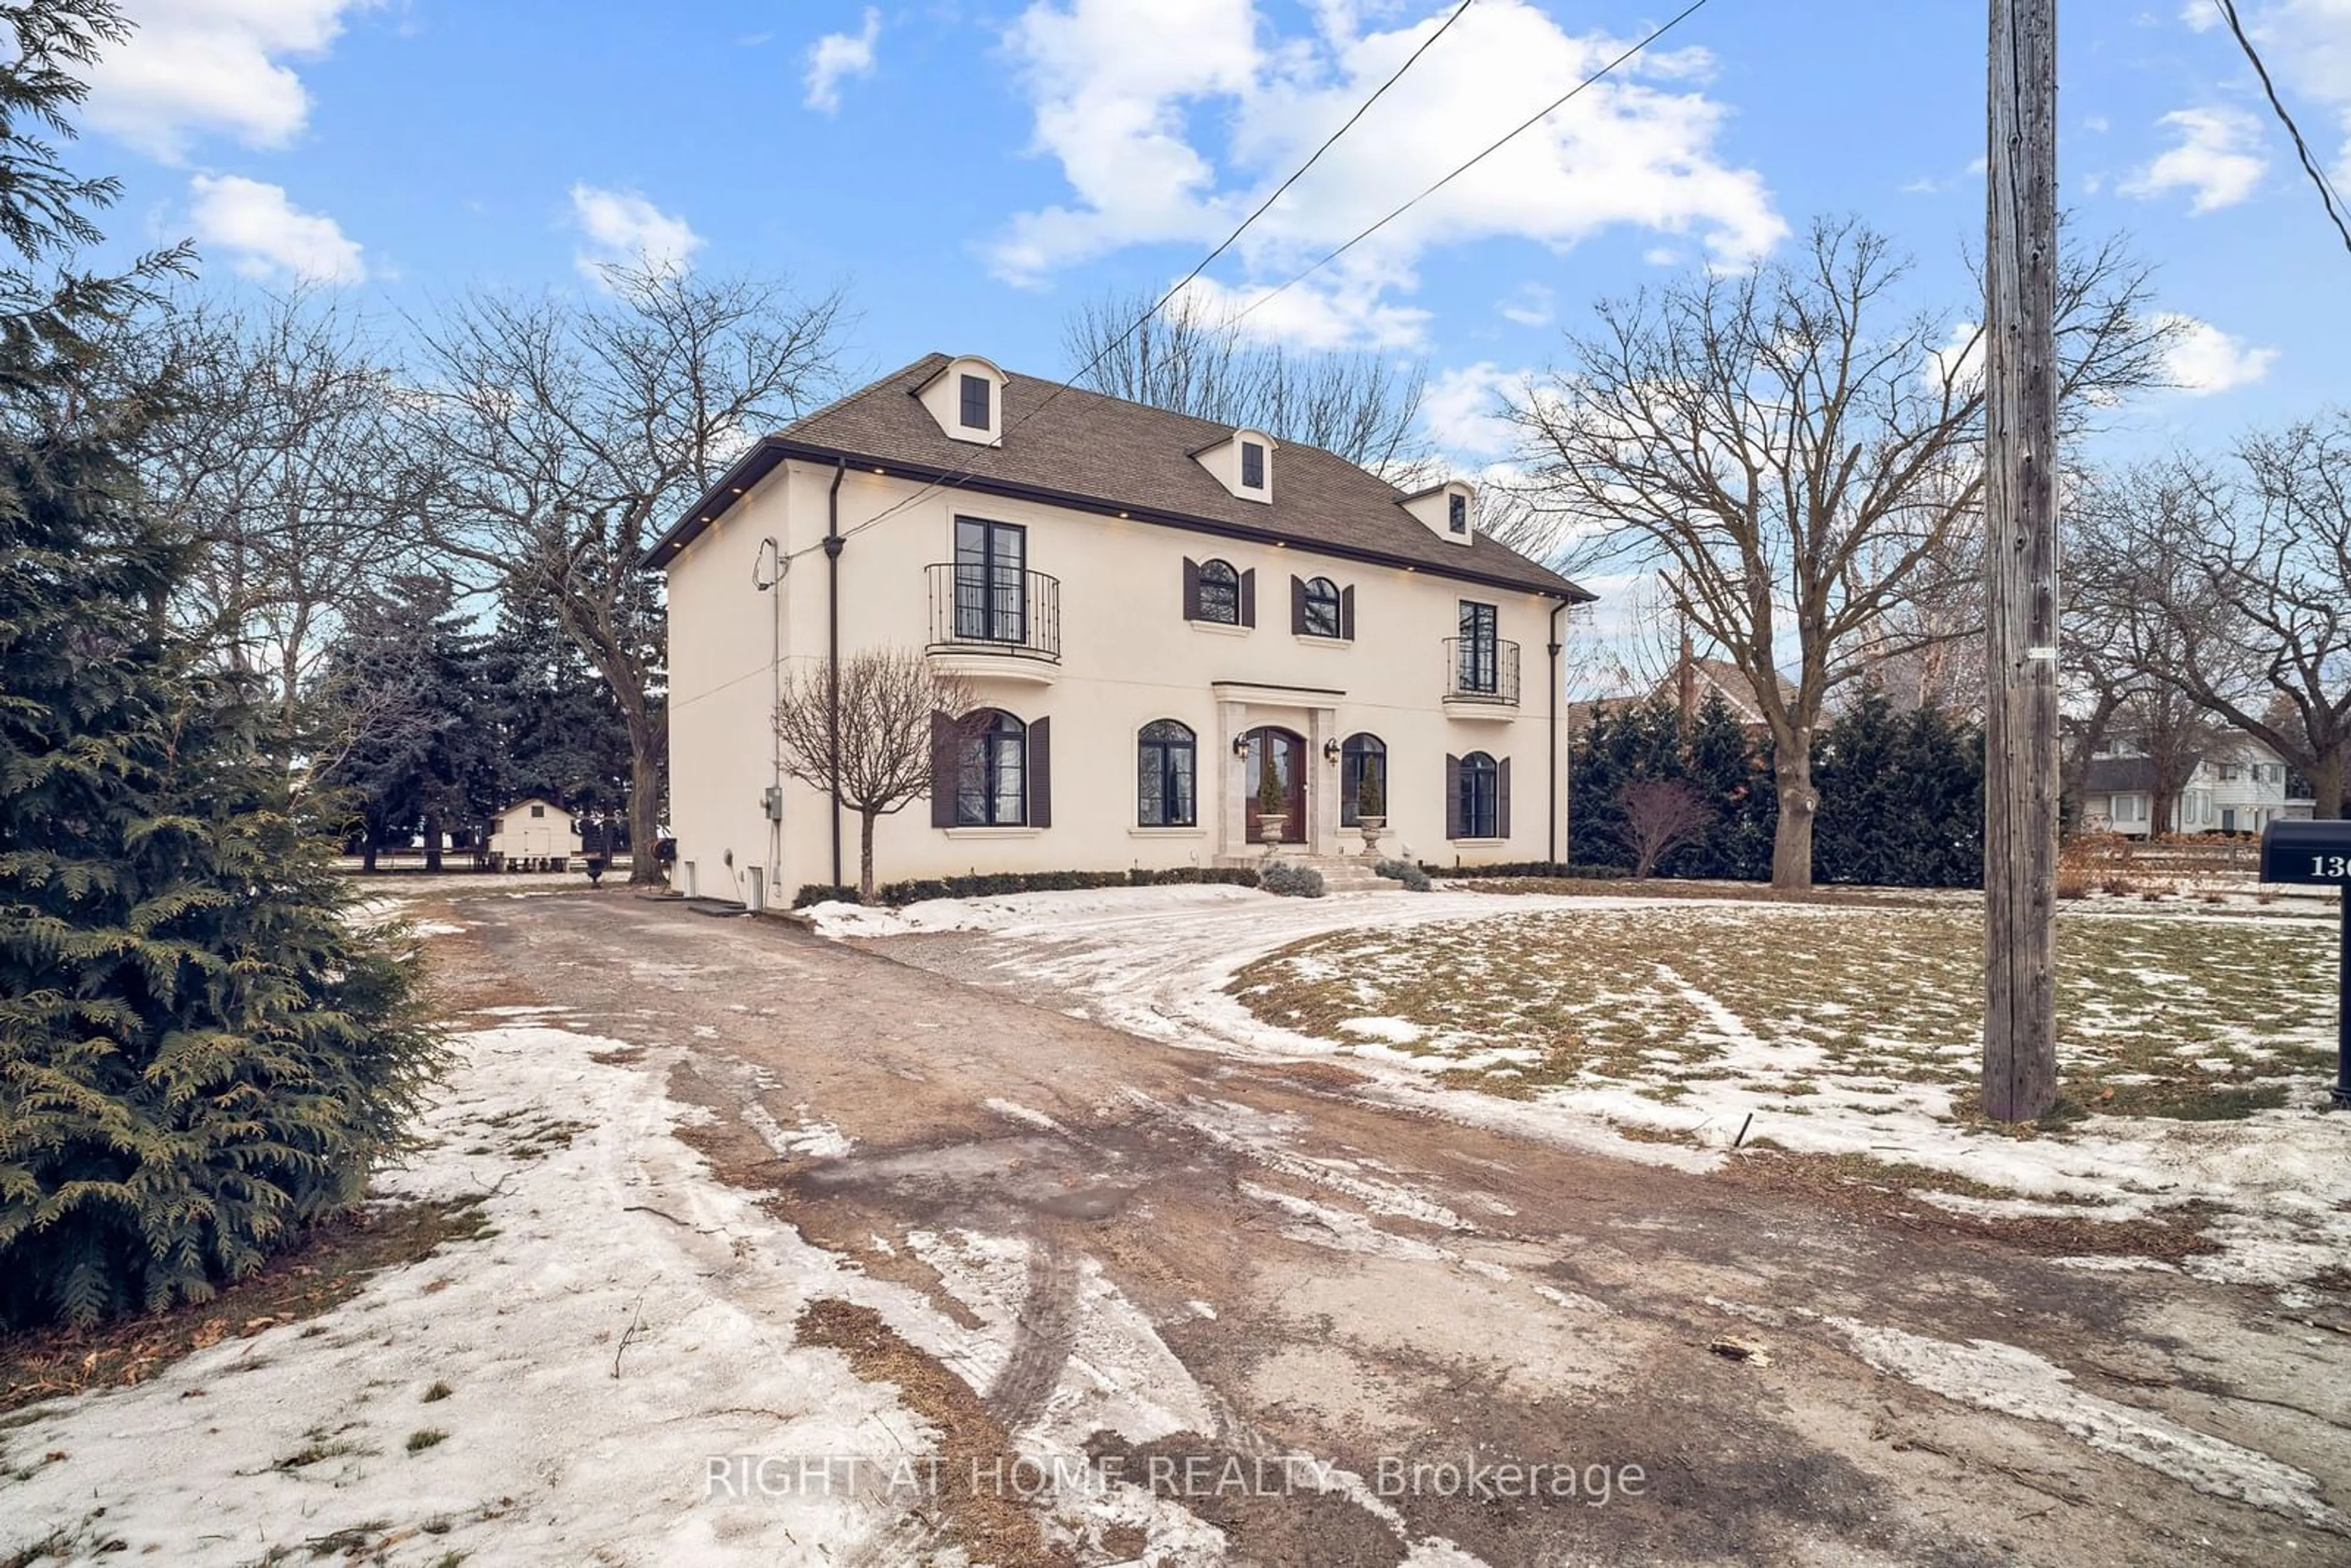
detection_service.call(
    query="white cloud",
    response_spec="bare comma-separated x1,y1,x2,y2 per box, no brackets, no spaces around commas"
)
1496,282,1553,326
86,0,370,162
1169,270,1432,350
2155,312,2279,392
1925,320,1984,394
569,184,703,284
1422,361,1526,459
2121,106,2267,211
188,174,365,283
804,8,882,113
991,0,1783,341
2221,1,2351,171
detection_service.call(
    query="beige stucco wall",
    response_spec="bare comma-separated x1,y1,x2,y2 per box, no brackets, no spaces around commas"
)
663,458,1573,901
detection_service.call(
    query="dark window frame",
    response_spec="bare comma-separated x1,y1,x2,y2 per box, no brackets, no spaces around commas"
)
959,373,992,431
954,517,1027,644
1137,719,1198,828
1458,751,1499,839
1196,558,1242,625
1458,600,1499,693
956,710,1028,827
1447,492,1468,533
1340,733,1386,827
1302,576,1343,639
1240,440,1266,490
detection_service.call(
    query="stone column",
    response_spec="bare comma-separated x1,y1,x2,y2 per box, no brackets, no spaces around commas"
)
1219,699,1249,861
1309,705,1340,857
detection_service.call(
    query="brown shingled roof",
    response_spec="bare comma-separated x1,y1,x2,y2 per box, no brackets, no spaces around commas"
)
645,353,1590,601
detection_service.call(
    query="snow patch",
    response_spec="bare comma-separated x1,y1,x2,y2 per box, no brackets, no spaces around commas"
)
740,1101,855,1160
1831,1318,2349,1536
0,1025,924,1565
1339,1016,1425,1045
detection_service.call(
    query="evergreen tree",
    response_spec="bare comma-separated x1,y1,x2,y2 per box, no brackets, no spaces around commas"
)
0,4,441,1329
1812,689,1984,887
478,580,632,824
312,576,497,870
1570,692,1773,880
1671,691,1773,880
1570,700,1665,869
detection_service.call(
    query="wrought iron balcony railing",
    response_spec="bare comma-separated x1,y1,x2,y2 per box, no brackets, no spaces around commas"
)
1443,636,1520,704
926,562,1061,662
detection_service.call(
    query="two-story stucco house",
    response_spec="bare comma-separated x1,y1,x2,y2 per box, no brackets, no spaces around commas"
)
643,353,1592,909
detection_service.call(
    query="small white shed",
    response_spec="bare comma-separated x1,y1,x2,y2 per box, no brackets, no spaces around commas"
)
487,799,578,866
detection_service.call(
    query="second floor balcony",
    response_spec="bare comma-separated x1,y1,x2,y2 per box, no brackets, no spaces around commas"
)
1443,635,1520,715
926,561,1061,679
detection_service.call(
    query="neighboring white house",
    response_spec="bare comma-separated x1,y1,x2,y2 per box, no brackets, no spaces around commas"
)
645,353,1593,909
487,798,579,865
2077,735,2309,837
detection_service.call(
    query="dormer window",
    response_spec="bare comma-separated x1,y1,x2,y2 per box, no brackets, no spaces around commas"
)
1400,480,1475,546
916,354,1007,446
1191,428,1274,503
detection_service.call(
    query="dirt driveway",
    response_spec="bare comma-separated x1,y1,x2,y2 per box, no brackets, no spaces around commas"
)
441,890,2351,1567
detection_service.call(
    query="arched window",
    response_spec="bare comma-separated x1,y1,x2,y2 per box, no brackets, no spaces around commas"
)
1138,719,1197,827
1458,751,1499,839
1340,733,1386,827
1302,576,1342,639
956,710,1027,826
1196,559,1240,624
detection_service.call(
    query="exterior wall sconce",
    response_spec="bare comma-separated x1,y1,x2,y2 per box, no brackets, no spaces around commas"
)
1323,738,1342,763
1232,734,1250,757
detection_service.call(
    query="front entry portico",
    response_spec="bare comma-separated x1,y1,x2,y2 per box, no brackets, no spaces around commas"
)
1215,681,1343,861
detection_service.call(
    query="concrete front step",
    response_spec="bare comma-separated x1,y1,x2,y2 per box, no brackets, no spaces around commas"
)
1223,852,1401,891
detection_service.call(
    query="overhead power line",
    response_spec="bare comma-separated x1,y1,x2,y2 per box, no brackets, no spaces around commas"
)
1236,0,1718,326
786,0,1479,561
2212,0,2351,261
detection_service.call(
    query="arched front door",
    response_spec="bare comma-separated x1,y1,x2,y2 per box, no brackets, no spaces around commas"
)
1243,726,1307,844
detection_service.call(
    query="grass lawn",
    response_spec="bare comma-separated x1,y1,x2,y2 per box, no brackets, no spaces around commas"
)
1229,905,2339,1125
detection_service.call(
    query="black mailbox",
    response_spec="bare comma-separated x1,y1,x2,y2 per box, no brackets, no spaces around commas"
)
2260,820,2351,885
2259,820,2351,1108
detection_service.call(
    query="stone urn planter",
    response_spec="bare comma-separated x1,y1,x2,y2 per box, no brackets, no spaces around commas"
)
1258,815,1288,853
1357,816,1386,854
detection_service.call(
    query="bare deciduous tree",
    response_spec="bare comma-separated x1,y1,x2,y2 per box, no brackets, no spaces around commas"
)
1617,776,1715,879
773,649,973,901
1509,217,2167,888
413,265,847,883
134,291,428,754
2111,418,2351,817
1062,288,1430,475
2065,463,2230,827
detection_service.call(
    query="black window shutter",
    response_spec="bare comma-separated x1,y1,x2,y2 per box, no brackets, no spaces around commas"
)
1239,568,1256,628
931,711,958,828
1340,585,1355,640
1498,757,1512,839
1182,557,1201,621
1445,754,1463,839
1290,575,1307,635
1028,716,1052,828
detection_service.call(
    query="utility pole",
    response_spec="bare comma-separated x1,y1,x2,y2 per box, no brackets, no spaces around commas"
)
1983,0,2061,1120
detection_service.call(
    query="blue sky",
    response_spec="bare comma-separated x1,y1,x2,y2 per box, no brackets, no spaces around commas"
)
70,0,2351,469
